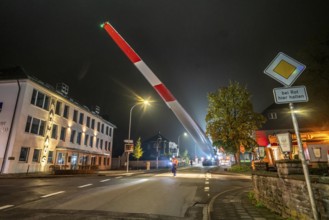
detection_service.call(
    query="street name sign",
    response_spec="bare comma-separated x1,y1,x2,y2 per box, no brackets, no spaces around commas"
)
264,52,306,87
124,139,133,144
273,86,308,104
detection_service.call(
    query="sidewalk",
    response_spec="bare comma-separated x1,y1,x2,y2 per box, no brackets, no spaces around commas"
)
209,166,284,220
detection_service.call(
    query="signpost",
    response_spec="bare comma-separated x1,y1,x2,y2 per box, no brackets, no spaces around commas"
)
273,86,308,104
264,52,318,220
124,139,134,173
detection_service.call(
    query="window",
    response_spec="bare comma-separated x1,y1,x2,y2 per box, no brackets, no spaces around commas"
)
19,147,30,162
51,124,58,139
89,136,94,147
25,116,32,132
55,101,62,115
84,134,89,146
101,124,104,133
91,119,95,129
25,116,46,136
60,127,66,141
32,149,41,162
97,122,100,132
79,113,84,125
70,130,76,143
100,139,103,149
63,105,69,119
106,126,109,135
96,138,99,148
30,89,50,110
105,141,108,151
109,127,112,137
48,151,54,163
268,112,277,120
104,158,106,166
108,142,111,151
98,157,102,165
57,152,65,165
73,110,78,122
86,116,90,128
77,132,82,145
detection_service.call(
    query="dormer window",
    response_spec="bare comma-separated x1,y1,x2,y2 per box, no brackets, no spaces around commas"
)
268,112,277,120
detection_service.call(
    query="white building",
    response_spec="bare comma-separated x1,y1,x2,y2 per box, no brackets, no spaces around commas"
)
0,67,116,174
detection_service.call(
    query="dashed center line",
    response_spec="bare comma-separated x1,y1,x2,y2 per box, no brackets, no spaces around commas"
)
100,179,111,182
0,205,14,210
41,191,65,198
78,184,93,188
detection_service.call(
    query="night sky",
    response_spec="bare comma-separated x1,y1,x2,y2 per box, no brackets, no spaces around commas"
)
1,1,329,155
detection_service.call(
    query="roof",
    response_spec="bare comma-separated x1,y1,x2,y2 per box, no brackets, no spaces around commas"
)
260,102,329,132
0,66,116,128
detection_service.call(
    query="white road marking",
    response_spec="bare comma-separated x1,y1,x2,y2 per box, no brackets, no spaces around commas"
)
0,205,14,210
78,184,93,188
100,179,110,182
41,191,65,198
115,176,122,179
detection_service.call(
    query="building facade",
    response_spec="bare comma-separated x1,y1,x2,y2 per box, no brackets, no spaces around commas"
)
0,67,116,174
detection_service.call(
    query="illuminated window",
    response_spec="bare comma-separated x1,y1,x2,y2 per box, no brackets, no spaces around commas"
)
19,147,30,162
57,152,65,165
32,149,41,162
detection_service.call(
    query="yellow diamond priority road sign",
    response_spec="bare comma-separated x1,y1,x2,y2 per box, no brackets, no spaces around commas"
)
264,52,306,87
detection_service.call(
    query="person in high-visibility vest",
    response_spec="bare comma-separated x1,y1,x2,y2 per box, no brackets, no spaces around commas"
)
172,156,178,176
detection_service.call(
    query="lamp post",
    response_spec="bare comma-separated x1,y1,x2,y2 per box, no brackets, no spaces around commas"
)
177,132,187,157
126,100,150,172
156,137,162,169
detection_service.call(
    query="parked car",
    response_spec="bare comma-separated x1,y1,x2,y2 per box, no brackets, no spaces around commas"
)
202,158,216,166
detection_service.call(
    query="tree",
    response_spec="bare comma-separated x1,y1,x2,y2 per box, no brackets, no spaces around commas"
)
132,137,143,169
205,81,266,165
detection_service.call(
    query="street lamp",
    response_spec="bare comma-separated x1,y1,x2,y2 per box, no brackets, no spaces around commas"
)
126,99,150,172
177,132,187,157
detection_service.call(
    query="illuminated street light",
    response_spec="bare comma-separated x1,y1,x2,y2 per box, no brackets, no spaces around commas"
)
177,132,187,156
126,99,150,172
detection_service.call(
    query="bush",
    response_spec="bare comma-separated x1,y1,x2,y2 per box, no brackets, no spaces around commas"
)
229,164,252,173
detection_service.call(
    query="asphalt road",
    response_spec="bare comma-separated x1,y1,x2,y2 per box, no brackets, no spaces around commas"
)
0,166,252,219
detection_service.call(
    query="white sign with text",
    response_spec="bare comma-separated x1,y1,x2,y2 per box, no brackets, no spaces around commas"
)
273,86,308,104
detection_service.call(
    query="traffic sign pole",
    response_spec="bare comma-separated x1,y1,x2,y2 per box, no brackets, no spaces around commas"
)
289,103,318,220
265,52,318,220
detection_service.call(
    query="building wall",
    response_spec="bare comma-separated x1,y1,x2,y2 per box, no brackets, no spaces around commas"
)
0,78,115,174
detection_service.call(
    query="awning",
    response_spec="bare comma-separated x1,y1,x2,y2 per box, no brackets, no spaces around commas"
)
56,146,110,156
